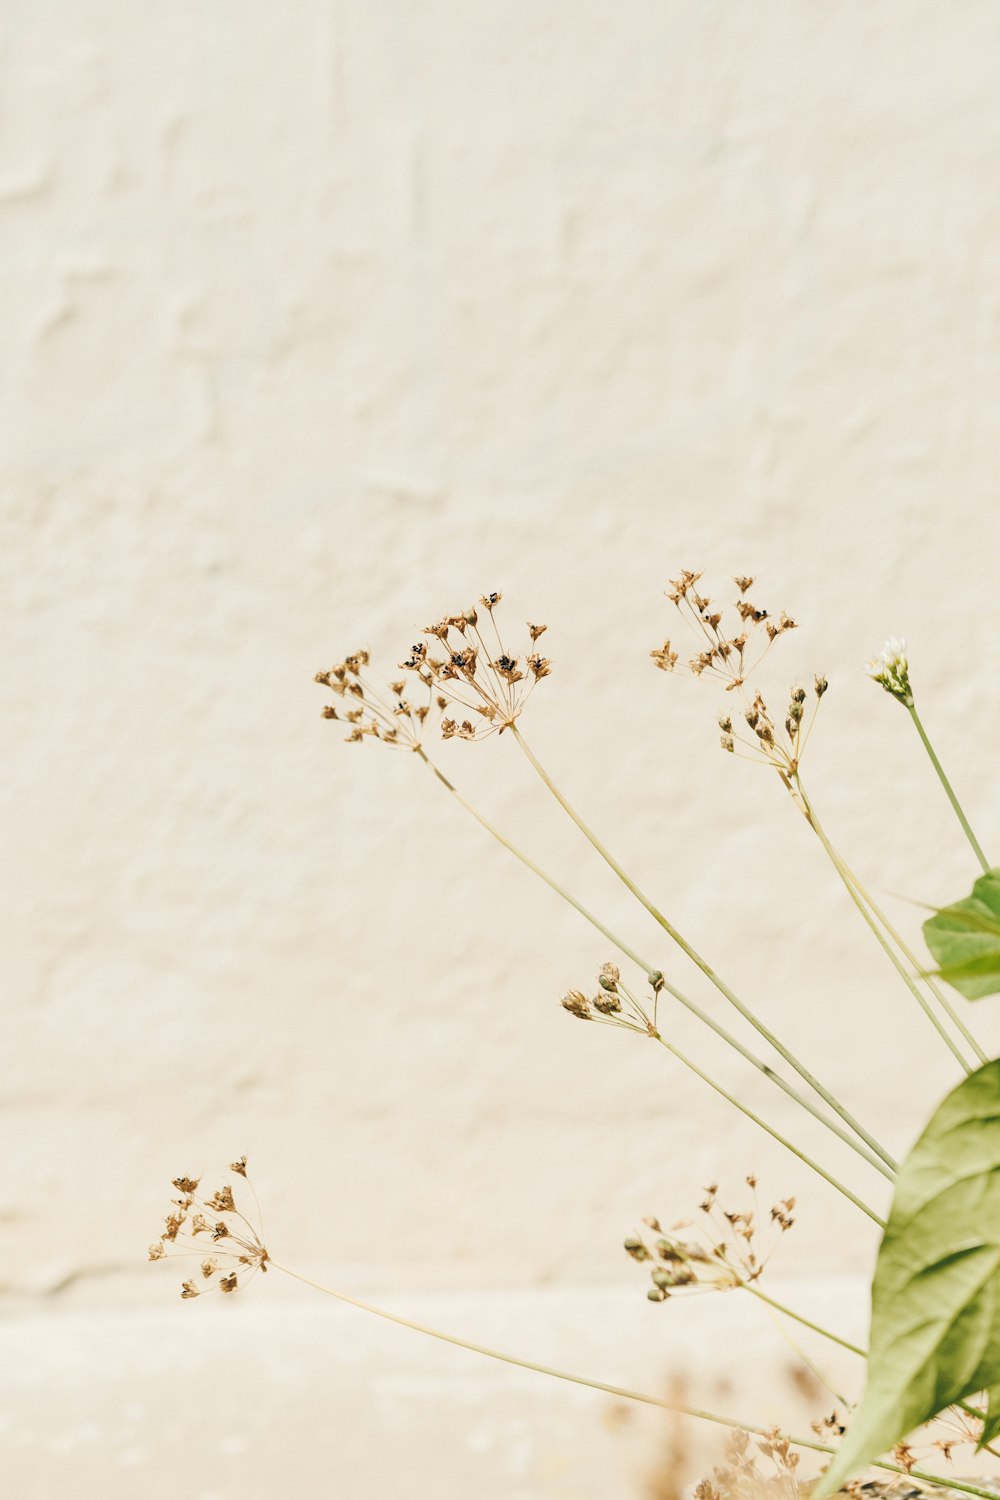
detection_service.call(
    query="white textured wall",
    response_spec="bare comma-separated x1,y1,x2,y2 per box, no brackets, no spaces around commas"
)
5,3,1000,1495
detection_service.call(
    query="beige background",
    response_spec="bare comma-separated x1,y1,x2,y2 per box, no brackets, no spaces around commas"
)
4,2,1000,1495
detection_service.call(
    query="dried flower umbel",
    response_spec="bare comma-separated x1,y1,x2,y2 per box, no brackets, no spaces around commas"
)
652,572,987,1083
149,1159,268,1299
652,570,823,785
624,1177,796,1304
315,650,444,750
399,592,551,740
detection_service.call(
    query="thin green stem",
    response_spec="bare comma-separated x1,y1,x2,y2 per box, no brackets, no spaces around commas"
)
796,785,974,1076
739,1281,865,1356
908,702,991,874
273,1262,1000,1500
510,726,897,1174
654,1035,884,1227
826,843,989,1069
418,747,893,1183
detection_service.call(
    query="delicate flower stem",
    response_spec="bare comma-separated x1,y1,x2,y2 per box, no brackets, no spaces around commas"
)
795,784,975,1076
418,747,894,1183
415,747,649,971
738,1281,865,1356
272,1262,999,1500
509,727,897,1174
653,1035,885,1227
822,841,988,1069
907,702,991,874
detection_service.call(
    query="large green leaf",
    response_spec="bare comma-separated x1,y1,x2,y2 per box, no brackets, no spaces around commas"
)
815,1059,1000,1496
923,869,1000,1000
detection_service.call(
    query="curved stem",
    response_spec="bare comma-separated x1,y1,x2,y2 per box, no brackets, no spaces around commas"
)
272,1262,1000,1500
907,703,990,874
418,748,892,1183
509,726,897,1173
795,784,974,1076
654,1036,884,1227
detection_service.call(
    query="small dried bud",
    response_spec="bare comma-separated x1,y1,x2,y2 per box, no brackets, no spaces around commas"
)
219,1273,239,1294
598,962,620,992
180,1280,200,1300
148,1242,166,1261
718,715,733,733
527,622,547,641
624,1237,650,1262
560,990,591,1020
648,970,665,993
733,576,755,594
814,674,828,698
650,642,678,672
720,734,734,753
207,1186,235,1214
643,1216,662,1233
592,992,622,1015
229,1157,248,1177
647,1284,669,1302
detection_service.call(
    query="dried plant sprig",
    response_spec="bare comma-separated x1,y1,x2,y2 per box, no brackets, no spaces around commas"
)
399,593,551,740
510,718,898,1179
653,569,822,783
145,1169,997,1500
315,650,443,750
625,1179,797,1305
149,1159,269,1298
314,653,891,1202
653,571,985,1075
559,964,885,1225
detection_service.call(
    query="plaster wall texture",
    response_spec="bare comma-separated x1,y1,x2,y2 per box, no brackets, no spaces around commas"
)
5,2,1000,1495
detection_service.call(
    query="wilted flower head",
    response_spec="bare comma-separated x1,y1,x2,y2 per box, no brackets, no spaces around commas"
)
315,650,443,750
559,963,663,1036
626,1177,796,1304
865,636,912,705
399,593,551,741
148,1160,268,1300
653,570,826,783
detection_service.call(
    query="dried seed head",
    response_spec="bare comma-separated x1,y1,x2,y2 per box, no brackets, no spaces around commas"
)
560,990,591,1020
650,642,679,671
316,650,441,750
149,1161,269,1302
401,595,551,740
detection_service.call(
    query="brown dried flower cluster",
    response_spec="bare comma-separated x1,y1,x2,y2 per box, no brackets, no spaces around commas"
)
148,1158,269,1300
696,1427,802,1500
560,962,664,1036
625,1177,796,1303
398,592,551,741
315,650,445,750
652,571,827,779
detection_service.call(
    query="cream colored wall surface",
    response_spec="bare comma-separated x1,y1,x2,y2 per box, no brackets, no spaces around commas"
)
5,3,1000,1496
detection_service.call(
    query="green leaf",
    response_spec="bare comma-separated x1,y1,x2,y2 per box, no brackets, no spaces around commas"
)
981,1383,1000,1449
923,868,1000,1000
814,1059,1000,1496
